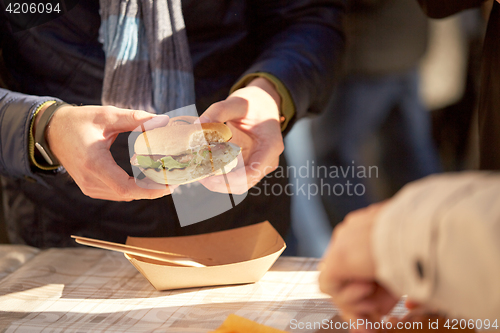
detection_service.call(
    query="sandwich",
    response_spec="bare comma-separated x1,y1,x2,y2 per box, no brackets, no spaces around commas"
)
130,116,241,185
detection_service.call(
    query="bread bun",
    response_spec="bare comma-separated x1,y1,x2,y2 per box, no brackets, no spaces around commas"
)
132,116,240,185
134,122,232,156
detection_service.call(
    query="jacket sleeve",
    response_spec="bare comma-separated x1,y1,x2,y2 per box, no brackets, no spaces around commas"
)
0,88,59,182
373,172,500,320
243,0,345,132
417,0,486,18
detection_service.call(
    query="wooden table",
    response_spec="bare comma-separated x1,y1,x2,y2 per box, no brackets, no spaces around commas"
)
0,245,407,332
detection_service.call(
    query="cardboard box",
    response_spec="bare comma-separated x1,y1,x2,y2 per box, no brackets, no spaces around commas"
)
125,221,286,290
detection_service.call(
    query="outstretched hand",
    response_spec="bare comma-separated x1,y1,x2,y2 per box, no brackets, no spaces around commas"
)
198,77,284,194
40,104,174,201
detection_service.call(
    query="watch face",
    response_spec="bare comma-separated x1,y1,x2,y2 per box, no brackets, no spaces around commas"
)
35,142,56,165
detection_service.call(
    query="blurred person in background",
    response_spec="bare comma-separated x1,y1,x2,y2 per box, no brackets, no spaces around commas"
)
0,0,344,247
427,7,487,171
319,0,500,324
311,0,441,229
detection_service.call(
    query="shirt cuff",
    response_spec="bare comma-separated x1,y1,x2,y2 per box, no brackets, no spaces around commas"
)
29,100,60,171
230,72,296,132
372,173,487,304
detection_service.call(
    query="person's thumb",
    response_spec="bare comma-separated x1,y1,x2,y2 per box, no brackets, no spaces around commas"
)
106,108,169,132
199,98,247,124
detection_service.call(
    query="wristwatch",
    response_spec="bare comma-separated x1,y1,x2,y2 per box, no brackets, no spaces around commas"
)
34,101,68,166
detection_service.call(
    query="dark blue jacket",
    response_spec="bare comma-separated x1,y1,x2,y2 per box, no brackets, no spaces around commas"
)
0,0,345,247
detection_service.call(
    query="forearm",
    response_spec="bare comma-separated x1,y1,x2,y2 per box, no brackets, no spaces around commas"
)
373,172,500,319
0,88,59,180
244,0,345,129
247,24,343,118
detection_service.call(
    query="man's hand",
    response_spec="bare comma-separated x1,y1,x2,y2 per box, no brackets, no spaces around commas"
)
198,77,284,194
318,203,399,331
41,104,173,201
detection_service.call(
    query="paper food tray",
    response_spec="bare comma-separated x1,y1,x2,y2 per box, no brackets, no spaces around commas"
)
125,221,286,290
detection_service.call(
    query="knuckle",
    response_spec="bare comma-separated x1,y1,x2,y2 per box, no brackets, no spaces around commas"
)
249,175,261,187
79,187,92,197
265,161,280,175
130,109,142,122
78,180,99,197
276,141,285,154
102,105,117,113
264,165,278,176
94,109,112,124
129,109,151,127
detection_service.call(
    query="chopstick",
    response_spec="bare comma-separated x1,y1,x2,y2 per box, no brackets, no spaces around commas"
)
71,235,206,268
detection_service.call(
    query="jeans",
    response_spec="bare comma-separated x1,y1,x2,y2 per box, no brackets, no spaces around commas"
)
311,68,441,227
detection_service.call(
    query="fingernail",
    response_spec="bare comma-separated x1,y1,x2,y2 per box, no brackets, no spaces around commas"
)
151,114,169,122
194,116,211,124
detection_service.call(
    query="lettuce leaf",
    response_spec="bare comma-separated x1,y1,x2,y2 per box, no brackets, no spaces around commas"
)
137,155,162,169
160,156,191,170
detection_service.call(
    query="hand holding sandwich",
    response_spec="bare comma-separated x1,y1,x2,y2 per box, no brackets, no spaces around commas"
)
198,77,284,194
40,104,173,201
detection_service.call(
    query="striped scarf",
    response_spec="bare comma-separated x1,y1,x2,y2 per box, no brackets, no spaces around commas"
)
99,0,195,114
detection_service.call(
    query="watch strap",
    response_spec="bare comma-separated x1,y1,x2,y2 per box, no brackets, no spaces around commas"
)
34,101,68,166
